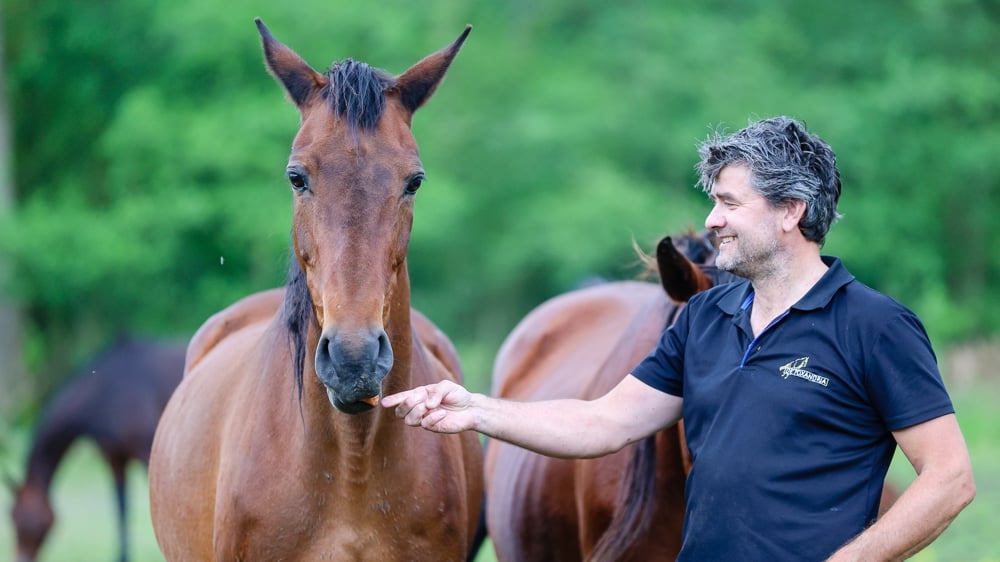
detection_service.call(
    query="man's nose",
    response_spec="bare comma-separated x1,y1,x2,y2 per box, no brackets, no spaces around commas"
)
705,206,723,230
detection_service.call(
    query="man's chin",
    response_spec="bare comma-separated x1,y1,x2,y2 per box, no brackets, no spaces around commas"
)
716,258,747,278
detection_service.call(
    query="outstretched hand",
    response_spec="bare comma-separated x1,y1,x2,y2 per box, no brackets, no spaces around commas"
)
381,380,476,434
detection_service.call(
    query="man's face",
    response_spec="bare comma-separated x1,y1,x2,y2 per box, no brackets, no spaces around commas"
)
704,164,783,279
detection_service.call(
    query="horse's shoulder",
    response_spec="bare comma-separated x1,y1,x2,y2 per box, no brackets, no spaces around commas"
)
492,281,664,397
185,288,286,374
410,308,463,383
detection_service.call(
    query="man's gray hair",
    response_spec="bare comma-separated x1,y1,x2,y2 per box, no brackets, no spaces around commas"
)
696,116,843,246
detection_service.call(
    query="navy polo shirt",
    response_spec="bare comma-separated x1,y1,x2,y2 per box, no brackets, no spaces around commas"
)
632,256,954,561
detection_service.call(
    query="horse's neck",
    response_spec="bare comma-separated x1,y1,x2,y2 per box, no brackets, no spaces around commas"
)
24,410,82,491
298,267,416,461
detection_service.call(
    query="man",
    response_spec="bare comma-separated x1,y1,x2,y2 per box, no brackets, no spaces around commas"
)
382,116,975,560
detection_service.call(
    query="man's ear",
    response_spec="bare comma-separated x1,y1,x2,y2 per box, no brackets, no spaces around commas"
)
782,199,808,233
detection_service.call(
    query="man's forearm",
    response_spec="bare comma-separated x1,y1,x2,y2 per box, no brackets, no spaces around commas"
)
827,464,975,561
469,393,629,459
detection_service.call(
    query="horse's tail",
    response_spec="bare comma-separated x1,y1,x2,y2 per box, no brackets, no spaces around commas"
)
466,437,489,562
586,436,658,562
465,491,488,562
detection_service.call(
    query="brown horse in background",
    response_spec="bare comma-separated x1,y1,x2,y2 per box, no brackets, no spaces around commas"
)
484,231,734,561
149,20,483,562
7,336,185,562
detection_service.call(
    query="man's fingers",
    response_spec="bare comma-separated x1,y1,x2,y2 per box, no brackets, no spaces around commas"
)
382,385,430,410
425,383,448,409
404,403,428,427
423,409,448,430
380,392,406,408
379,383,459,430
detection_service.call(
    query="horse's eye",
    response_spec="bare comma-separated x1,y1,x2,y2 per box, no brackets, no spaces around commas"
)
405,175,424,195
287,171,308,192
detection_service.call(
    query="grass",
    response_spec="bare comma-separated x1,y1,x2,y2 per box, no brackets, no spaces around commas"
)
891,388,1000,562
1,439,163,562
1,387,996,561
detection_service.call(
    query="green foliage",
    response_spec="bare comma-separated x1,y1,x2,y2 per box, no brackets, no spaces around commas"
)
2,0,998,399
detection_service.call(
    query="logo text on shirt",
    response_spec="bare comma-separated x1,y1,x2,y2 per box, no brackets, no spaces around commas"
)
779,357,829,387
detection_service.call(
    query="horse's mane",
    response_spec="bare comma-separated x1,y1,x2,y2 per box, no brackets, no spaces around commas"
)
283,259,313,400
281,60,395,399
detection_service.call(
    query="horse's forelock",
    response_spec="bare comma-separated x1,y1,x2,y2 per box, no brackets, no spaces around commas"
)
322,60,394,132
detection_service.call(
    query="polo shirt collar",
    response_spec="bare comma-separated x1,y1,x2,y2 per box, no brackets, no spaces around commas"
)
716,256,855,316
794,256,855,310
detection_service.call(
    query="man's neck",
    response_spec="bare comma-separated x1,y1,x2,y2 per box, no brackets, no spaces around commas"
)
748,252,828,335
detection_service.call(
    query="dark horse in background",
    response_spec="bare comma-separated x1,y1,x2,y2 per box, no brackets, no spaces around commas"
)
485,230,900,561
7,336,185,562
149,20,484,562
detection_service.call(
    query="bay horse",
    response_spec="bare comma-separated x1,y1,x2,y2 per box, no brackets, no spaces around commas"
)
7,336,185,562
148,20,484,562
484,231,900,561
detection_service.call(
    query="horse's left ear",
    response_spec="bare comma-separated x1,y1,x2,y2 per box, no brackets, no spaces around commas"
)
391,25,472,113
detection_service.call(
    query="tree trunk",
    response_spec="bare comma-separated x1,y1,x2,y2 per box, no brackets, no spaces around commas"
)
0,3,28,423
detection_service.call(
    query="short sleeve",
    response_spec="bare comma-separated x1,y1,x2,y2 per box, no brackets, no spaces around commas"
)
866,309,954,431
631,302,690,397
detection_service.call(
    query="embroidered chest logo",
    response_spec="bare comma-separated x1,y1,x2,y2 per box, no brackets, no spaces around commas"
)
779,357,829,387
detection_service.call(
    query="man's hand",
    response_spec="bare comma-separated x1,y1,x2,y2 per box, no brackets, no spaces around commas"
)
381,380,477,433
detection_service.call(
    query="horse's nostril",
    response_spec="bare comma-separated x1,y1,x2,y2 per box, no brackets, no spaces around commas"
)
376,331,394,375
315,335,335,375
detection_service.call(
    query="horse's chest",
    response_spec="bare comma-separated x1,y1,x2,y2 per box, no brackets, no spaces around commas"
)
216,483,463,561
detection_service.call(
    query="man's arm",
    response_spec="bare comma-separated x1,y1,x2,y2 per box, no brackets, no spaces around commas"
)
382,374,683,459
827,413,975,561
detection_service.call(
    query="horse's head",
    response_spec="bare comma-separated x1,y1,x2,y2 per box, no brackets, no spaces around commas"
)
256,19,470,414
9,481,53,562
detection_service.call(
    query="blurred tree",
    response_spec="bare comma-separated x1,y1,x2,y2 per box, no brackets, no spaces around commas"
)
0,1,27,424
0,0,997,408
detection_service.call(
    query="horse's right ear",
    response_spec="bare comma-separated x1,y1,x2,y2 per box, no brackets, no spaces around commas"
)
255,18,327,108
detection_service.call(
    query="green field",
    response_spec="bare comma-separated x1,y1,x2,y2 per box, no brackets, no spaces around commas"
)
2,386,996,562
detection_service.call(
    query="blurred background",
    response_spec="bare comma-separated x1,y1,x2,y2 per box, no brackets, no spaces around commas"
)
1,0,997,560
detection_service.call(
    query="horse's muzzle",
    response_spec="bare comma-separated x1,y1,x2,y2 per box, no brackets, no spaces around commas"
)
314,328,394,414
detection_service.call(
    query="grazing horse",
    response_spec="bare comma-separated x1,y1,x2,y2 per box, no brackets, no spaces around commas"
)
148,20,483,562
7,337,185,562
484,231,735,562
